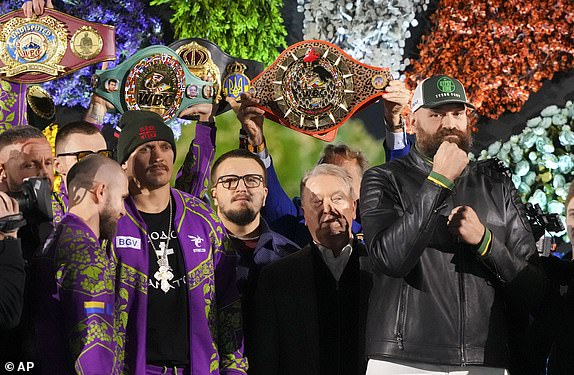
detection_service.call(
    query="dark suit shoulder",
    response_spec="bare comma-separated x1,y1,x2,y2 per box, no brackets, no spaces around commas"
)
259,246,313,280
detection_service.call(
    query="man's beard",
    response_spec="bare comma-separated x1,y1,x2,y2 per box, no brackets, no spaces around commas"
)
416,126,472,157
100,207,119,240
224,206,257,226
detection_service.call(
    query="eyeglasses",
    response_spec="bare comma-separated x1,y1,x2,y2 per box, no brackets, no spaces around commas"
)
56,149,113,161
214,174,264,190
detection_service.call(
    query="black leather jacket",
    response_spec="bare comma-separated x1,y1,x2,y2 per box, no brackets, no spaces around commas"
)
360,148,544,368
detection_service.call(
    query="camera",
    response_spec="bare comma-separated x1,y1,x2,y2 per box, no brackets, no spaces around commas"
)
7,177,53,223
524,202,564,242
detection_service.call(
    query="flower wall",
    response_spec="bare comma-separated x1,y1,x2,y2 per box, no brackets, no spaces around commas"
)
472,102,574,240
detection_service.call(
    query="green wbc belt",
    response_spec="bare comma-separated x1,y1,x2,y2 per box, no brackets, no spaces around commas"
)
92,45,214,123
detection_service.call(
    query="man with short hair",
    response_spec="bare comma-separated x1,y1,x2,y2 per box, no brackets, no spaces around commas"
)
360,75,543,374
251,164,371,375
36,155,128,374
210,149,299,349
0,126,54,363
0,126,54,194
114,110,247,374
52,121,110,222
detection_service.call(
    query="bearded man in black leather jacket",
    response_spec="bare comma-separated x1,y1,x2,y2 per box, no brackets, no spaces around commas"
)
360,75,544,375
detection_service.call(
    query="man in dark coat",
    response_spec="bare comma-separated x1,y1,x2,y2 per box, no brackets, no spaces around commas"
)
250,164,371,375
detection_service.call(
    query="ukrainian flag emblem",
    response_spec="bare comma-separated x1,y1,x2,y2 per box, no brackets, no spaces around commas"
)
84,301,106,315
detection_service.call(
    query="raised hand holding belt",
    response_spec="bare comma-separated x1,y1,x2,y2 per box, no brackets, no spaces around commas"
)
250,40,394,142
91,45,214,123
169,38,264,116
0,9,115,83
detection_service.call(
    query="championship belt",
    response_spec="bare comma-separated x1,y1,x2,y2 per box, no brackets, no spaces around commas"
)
251,40,393,141
91,45,214,123
0,9,115,83
169,38,264,116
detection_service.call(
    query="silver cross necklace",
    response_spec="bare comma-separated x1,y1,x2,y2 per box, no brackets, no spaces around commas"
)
148,199,174,293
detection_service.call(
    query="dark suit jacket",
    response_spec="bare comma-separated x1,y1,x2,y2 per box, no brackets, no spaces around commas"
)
249,241,372,375
0,239,25,331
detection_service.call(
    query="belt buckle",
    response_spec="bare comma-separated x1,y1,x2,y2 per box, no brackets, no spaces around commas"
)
0,8,115,83
251,40,393,141
92,45,214,123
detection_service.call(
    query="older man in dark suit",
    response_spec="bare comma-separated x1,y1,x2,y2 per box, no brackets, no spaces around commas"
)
250,164,372,375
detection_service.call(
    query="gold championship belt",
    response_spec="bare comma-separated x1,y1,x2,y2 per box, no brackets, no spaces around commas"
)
0,9,115,83
251,40,393,141
169,38,264,116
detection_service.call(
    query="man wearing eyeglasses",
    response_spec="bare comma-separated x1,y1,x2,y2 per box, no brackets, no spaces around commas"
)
113,110,247,374
210,149,299,353
53,121,111,223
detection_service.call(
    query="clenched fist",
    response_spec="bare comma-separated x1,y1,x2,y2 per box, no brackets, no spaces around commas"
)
432,141,469,181
447,206,485,246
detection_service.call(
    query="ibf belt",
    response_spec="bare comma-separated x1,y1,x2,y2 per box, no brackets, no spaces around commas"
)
0,9,115,83
91,45,214,123
169,38,264,116
251,40,393,141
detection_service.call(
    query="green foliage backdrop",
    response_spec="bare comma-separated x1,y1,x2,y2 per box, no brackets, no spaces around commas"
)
174,113,387,197
150,0,287,66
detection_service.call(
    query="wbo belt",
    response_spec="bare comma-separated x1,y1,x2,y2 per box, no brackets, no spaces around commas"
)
91,45,214,123
169,38,264,116
0,9,115,83
251,40,394,142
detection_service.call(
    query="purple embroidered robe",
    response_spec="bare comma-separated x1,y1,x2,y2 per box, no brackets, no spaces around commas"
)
52,185,68,225
36,213,124,374
113,188,247,374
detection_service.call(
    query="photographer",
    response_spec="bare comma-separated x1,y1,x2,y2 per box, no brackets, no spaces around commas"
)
0,192,25,331
0,126,54,365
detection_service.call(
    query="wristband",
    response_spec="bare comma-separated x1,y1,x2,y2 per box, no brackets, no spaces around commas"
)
247,142,266,153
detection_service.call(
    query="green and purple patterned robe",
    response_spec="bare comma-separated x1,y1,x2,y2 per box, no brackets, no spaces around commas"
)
36,213,125,374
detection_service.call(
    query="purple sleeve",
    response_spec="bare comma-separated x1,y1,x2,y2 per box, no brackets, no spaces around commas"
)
175,122,217,199
55,236,119,374
261,157,301,223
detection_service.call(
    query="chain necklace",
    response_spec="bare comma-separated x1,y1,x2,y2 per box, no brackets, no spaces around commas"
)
148,199,174,293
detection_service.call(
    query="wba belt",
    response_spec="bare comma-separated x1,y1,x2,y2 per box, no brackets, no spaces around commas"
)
251,40,394,141
91,45,214,123
169,38,264,116
0,9,115,83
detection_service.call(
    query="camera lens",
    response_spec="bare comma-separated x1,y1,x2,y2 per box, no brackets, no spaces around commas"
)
7,177,53,222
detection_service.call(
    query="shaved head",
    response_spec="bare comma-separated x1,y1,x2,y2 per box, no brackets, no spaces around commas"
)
67,155,124,207
67,155,121,191
67,154,128,240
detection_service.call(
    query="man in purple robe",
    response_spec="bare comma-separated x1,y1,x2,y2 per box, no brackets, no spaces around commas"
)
36,154,129,374
113,110,247,375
